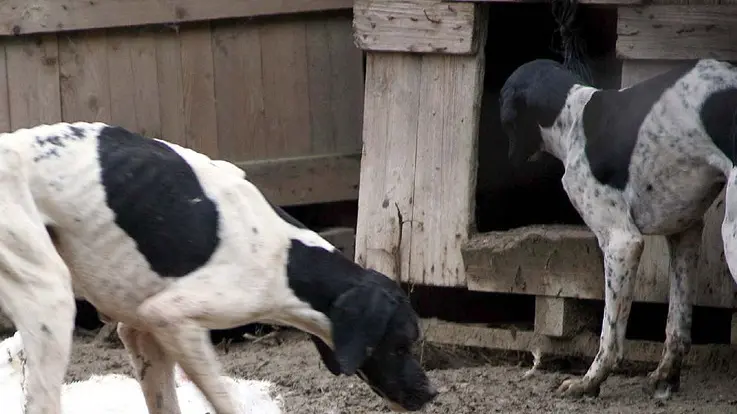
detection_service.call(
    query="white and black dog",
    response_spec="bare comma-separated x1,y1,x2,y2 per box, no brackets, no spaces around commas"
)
499,58,737,398
0,122,437,414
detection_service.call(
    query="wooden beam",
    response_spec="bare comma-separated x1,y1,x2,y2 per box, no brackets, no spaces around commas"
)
534,297,596,338
421,319,737,369
236,153,361,207
463,225,605,300
353,0,481,55
444,0,643,4
0,0,354,36
617,6,737,61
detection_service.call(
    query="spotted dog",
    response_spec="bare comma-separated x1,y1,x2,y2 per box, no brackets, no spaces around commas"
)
0,122,437,414
499,58,737,399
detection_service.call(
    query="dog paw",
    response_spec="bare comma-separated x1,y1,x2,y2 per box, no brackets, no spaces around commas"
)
555,377,601,398
644,370,680,400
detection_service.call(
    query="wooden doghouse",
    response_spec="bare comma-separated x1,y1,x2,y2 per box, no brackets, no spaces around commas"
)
353,0,737,365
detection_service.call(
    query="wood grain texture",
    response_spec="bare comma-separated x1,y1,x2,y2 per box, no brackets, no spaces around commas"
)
354,53,423,279
617,6,737,60
0,44,10,133
107,28,161,136
326,16,364,153
353,0,480,55
236,153,361,206
1,0,354,36
464,225,605,299
305,15,364,155
4,35,62,130
305,18,336,154
260,20,311,158
179,25,218,157
422,319,737,366
409,51,485,286
155,29,186,146
212,22,266,161
58,32,111,123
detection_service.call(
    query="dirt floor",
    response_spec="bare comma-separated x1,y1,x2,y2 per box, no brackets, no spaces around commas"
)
12,328,729,414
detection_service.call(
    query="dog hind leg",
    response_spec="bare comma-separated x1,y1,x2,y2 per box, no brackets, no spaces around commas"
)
645,221,701,399
118,323,180,414
136,268,253,414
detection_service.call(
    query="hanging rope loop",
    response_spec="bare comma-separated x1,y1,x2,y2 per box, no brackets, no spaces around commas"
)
551,0,595,86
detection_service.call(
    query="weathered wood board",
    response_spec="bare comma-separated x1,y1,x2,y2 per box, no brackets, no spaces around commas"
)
617,6,737,61
0,10,364,207
353,0,481,55
0,0,354,36
354,5,487,286
4,35,62,130
236,153,362,206
464,225,604,300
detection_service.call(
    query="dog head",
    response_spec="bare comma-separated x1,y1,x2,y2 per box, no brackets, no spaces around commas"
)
311,269,437,412
500,59,585,166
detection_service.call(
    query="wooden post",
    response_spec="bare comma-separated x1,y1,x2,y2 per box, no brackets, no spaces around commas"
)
353,0,488,287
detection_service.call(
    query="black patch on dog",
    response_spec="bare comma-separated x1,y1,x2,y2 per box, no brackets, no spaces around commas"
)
285,240,358,316
96,126,220,277
700,87,737,164
500,59,583,165
583,62,696,190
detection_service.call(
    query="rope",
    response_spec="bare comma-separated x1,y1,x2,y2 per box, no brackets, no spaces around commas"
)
550,0,595,86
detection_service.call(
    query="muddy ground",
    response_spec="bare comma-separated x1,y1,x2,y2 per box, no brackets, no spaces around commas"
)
9,328,734,414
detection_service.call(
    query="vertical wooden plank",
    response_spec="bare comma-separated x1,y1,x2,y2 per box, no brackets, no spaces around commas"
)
180,24,218,158
5,35,62,130
0,42,10,133
212,22,266,162
409,51,485,287
260,20,311,158
305,18,335,155
327,15,364,153
58,32,111,123
155,29,186,147
621,59,737,308
354,53,422,280
107,29,160,137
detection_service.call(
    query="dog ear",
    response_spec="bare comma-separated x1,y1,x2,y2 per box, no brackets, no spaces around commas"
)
329,285,398,376
499,84,527,161
310,335,342,376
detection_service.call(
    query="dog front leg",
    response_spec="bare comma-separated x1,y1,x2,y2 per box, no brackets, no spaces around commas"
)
0,178,76,413
136,268,249,414
646,220,701,399
117,323,180,414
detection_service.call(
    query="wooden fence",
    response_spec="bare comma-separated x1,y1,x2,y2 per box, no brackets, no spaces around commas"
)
0,0,364,207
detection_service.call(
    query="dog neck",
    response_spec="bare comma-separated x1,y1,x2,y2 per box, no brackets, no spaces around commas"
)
283,237,365,336
539,84,599,162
